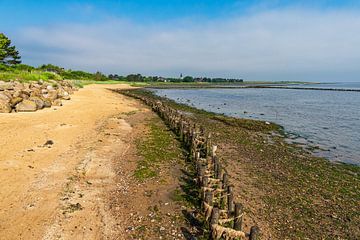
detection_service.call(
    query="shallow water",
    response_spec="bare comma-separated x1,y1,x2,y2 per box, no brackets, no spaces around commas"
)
154,84,360,165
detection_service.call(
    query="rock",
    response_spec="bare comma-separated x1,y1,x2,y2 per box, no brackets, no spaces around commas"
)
46,85,54,91
13,90,21,98
0,82,14,91
44,140,54,147
43,90,58,101
10,97,23,107
57,88,70,99
20,92,29,100
62,95,71,100
0,99,11,113
0,92,11,102
52,99,62,106
30,88,41,97
29,96,44,109
43,99,52,108
16,99,38,112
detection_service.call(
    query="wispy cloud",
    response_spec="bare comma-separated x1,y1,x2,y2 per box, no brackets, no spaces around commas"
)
17,7,360,81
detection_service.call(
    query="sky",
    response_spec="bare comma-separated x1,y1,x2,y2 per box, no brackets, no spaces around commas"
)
1,0,360,81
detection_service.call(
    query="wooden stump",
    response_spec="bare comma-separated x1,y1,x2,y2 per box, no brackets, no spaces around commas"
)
234,203,243,231
249,226,260,240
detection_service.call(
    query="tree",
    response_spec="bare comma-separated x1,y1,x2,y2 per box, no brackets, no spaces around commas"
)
0,33,21,65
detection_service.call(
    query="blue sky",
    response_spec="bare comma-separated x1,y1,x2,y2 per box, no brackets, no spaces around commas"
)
1,0,360,81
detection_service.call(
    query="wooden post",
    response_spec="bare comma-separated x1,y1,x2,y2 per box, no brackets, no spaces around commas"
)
222,172,229,209
207,133,212,156
210,207,219,226
234,203,243,231
202,176,209,188
212,145,217,157
249,226,260,240
227,186,234,215
213,157,219,177
205,191,213,205
223,173,229,189
216,163,223,180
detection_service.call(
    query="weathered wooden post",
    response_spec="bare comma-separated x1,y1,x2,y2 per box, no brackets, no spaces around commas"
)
249,226,260,240
227,185,234,215
207,133,212,157
234,203,243,231
216,163,223,180
212,145,217,157
213,156,219,177
205,191,213,205
210,207,220,239
202,176,209,188
221,173,229,208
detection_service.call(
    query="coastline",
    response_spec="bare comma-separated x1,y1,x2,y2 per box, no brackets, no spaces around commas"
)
117,88,360,239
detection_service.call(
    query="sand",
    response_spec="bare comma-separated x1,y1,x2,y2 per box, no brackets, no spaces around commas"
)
0,84,137,240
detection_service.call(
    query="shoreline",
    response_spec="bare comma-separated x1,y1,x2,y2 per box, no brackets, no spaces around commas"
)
117,88,360,239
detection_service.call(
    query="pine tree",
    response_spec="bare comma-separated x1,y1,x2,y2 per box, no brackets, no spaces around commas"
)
0,33,21,65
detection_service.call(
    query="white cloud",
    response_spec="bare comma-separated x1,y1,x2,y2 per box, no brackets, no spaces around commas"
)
17,8,360,81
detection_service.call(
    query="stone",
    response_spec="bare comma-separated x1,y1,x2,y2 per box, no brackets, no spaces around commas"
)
52,99,62,106
16,99,37,112
43,99,52,108
30,88,41,97
10,97,23,107
0,92,11,102
44,90,58,101
46,85,54,91
0,99,11,113
0,82,14,91
13,90,21,98
57,88,69,99
29,96,44,109
62,95,71,100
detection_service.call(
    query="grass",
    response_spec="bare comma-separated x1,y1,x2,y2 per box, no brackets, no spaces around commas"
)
0,70,62,82
134,117,181,181
122,88,360,239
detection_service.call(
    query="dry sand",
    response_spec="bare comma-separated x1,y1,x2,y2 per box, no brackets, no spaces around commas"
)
0,84,137,240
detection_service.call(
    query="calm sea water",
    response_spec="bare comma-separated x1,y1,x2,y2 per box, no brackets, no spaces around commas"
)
153,82,360,165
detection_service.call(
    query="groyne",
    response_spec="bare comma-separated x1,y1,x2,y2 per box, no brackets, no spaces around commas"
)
118,89,260,240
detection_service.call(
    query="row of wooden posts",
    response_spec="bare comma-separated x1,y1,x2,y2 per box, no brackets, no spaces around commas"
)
119,90,260,240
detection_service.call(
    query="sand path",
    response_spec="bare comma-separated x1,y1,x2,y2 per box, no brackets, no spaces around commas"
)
0,84,136,240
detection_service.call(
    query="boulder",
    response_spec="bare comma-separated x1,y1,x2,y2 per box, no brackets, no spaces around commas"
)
43,90,58,101
0,99,11,113
29,96,44,109
62,95,71,100
2,91,12,99
0,92,11,102
16,99,37,112
43,98,52,108
57,88,69,99
10,97,23,107
30,88,41,97
13,90,21,98
52,99,62,106
0,82,14,91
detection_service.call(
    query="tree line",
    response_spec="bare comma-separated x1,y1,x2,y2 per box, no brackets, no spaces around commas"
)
109,74,244,83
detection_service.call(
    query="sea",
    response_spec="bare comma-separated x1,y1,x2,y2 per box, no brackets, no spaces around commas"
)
153,82,360,165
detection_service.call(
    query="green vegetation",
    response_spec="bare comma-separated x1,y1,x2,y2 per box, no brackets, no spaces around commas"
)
134,118,181,181
0,33,21,65
109,73,244,83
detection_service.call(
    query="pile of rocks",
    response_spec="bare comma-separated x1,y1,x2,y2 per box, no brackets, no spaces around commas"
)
0,80,77,113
